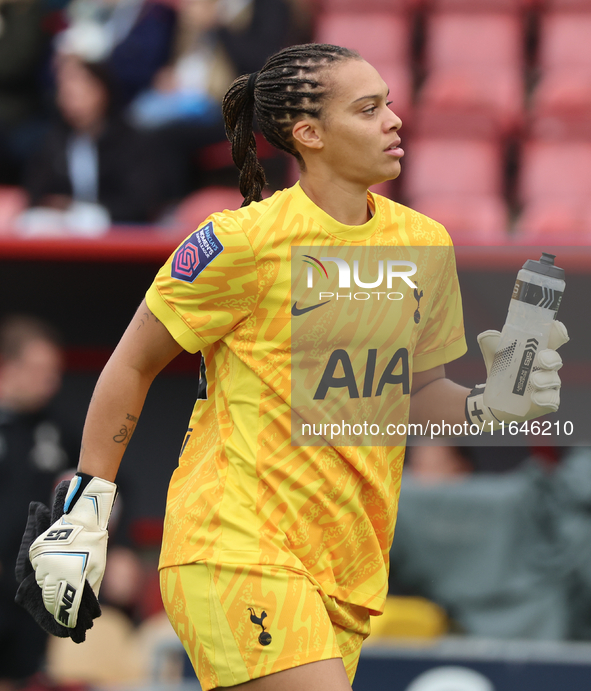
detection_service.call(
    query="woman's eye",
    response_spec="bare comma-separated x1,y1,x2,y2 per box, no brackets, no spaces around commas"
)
386,101,393,107
364,106,377,114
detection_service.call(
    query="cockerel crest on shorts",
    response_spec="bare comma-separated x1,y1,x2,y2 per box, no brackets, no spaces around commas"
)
248,607,272,646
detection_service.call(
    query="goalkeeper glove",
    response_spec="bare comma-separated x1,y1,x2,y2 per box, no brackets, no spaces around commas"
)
16,472,117,640
466,320,569,429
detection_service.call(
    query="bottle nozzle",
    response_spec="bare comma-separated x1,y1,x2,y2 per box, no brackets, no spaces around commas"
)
522,253,564,279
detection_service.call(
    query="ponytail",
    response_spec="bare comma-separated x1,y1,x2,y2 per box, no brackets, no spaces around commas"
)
222,73,266,208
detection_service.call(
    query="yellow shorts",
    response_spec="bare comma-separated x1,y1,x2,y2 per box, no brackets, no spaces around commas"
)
160,562,371,690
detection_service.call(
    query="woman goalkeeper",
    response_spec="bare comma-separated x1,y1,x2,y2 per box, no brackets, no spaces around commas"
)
23,43,567,691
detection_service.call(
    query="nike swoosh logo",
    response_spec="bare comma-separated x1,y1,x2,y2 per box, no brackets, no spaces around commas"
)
291,300,331,316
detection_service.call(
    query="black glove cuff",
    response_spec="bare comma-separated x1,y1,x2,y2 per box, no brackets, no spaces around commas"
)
64,472,95,514
465,386,485,426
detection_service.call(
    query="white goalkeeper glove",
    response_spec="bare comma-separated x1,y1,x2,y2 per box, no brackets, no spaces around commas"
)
466,320,569,429
29,472,117,629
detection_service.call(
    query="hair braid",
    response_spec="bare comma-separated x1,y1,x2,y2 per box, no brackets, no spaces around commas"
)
222,43,361,207
222,74,266,207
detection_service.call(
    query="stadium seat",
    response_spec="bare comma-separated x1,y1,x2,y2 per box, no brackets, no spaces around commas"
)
174,186,246,228
0,185,27,231
315,12,413,119
370,596,448,639
416,12,526,136
516,199,591,241
517,141,591,209
315,12,411,64
530,72,591,140
404,138,505,199
402,138,509,243
540,0,591,9
424,13,524,77
417,69,525,137
515,140,591,240
320,0,420,11
410,195,509,244
427,0,531,10
530,12,591,139
537,11,591,71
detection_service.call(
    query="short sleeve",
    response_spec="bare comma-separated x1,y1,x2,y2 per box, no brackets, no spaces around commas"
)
413,246,467,372
145,214,257,353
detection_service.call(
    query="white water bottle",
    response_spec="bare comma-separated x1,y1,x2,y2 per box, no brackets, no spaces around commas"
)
483,253,565,416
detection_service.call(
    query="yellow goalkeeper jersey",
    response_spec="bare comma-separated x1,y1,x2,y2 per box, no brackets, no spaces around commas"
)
146,182,466,614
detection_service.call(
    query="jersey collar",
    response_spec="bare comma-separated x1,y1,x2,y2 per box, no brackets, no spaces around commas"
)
292,181,381,242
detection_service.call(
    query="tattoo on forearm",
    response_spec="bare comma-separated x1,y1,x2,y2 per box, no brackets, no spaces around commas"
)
113,413,138,445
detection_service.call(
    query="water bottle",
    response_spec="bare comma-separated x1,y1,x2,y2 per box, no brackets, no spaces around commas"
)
483,253,565,416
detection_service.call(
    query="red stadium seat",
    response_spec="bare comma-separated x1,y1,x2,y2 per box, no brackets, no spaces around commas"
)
515,140,591,239
402,138,509,243
530,12,591,139
315,12,411,66
518,141,591,204
417,69,524,137
530,71,591,139
320,0,420,11
427,0,532,11
408,195,509,244
416,12,526,135
540,0,591,10
424,13,524,72
0,185,27,231
404,138,505,198
174,187,245,228
516,199,591,240
315,12,414,119
537,12,591,71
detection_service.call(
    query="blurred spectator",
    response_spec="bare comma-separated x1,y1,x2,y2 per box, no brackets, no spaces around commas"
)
0,315,73,690
55,0,176,105
19,56,167,234
128,0,229,129
130,0,306,129
0,0,50,185
142,0,308,199
215,0,309,76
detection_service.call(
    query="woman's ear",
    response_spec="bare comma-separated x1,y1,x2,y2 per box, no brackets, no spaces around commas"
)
292,118,324,152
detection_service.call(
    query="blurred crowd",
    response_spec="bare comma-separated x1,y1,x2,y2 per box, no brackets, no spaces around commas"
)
0,0,313,235
2,0,591,241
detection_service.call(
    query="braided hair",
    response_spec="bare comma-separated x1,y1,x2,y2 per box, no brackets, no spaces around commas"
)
222,43,361,207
